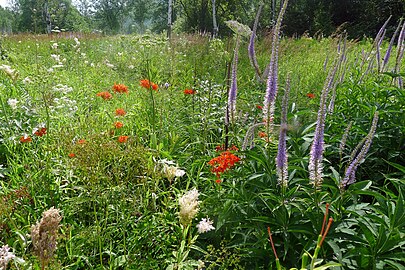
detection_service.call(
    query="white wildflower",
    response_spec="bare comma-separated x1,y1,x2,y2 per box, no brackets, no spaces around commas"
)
51,54,60,62
0,64,18,81
179,188,200,225
117,52,123,56
0,245,15,269
52,65,64,69
197,260,205,270
106,62,114,68
128,65,134,69
23,77,32,84
196,218,215,233
51,43,58,50
7,98,18,110
74,37,80,46
47,68,54,73
90,63,95,67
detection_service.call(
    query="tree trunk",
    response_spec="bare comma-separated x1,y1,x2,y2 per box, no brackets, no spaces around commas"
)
212,0,218,37
168,0,173,39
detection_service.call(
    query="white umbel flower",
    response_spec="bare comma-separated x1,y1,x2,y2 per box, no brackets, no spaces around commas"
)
196,218,215,233
7,98,18,110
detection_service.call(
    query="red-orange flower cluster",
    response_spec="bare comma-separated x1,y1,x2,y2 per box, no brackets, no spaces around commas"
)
118,135,129,143
306,93,315,99
114,121,124,128
34,127,47,137
208,151,241,180
97,91,113,100
256,105,263,110
113,83,128,94
140,79,158,91
68,153,76,158
115,108,126,116
20,135,32,143
183,89,195,95
258,131,267,138
77,139,87,145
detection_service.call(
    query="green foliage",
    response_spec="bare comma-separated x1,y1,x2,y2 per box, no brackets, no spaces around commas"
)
0,33,404,270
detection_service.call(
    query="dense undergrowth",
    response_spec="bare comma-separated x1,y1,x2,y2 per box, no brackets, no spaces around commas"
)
0,31,404,270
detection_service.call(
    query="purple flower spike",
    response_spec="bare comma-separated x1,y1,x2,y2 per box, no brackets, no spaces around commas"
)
226,37,240,124
309,56,341,187
263,0,289,133
341,112,379,189
248,2,264,81
276,75,291,188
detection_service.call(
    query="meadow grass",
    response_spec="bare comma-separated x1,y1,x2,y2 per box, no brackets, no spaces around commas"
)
0,32,404,269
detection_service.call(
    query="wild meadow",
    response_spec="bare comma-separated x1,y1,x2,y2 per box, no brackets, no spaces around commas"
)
0,21,405,270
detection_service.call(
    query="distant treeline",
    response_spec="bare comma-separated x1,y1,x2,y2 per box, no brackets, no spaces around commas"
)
0,0,403,39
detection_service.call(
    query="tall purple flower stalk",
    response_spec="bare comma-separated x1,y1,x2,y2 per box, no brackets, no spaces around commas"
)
263,0,288,134
382,19,403,72
359,16,391,82
340,112,379,189
276,75,291,188
394,22,405,88
309,58,340,187
226,37,240,124
248,2,264,81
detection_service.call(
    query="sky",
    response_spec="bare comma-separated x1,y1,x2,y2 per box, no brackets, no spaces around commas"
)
0,0,9,8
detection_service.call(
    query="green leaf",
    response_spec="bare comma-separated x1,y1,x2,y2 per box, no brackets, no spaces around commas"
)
385,160,405,174
313,262,341,270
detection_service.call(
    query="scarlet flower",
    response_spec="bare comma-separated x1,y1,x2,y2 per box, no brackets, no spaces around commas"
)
208,151,241,180
77,139,87,144
68,153,75,158
256,105,263,110
34,127,47,137
118,135,129,143
114,121,124,128
306,93,315,99
115,108,126,116
96,91,113,100
20,135,32,143
113,83,128,94
259,131,267,138
183,89,195,95
215,179,222,184
140,79,158,91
